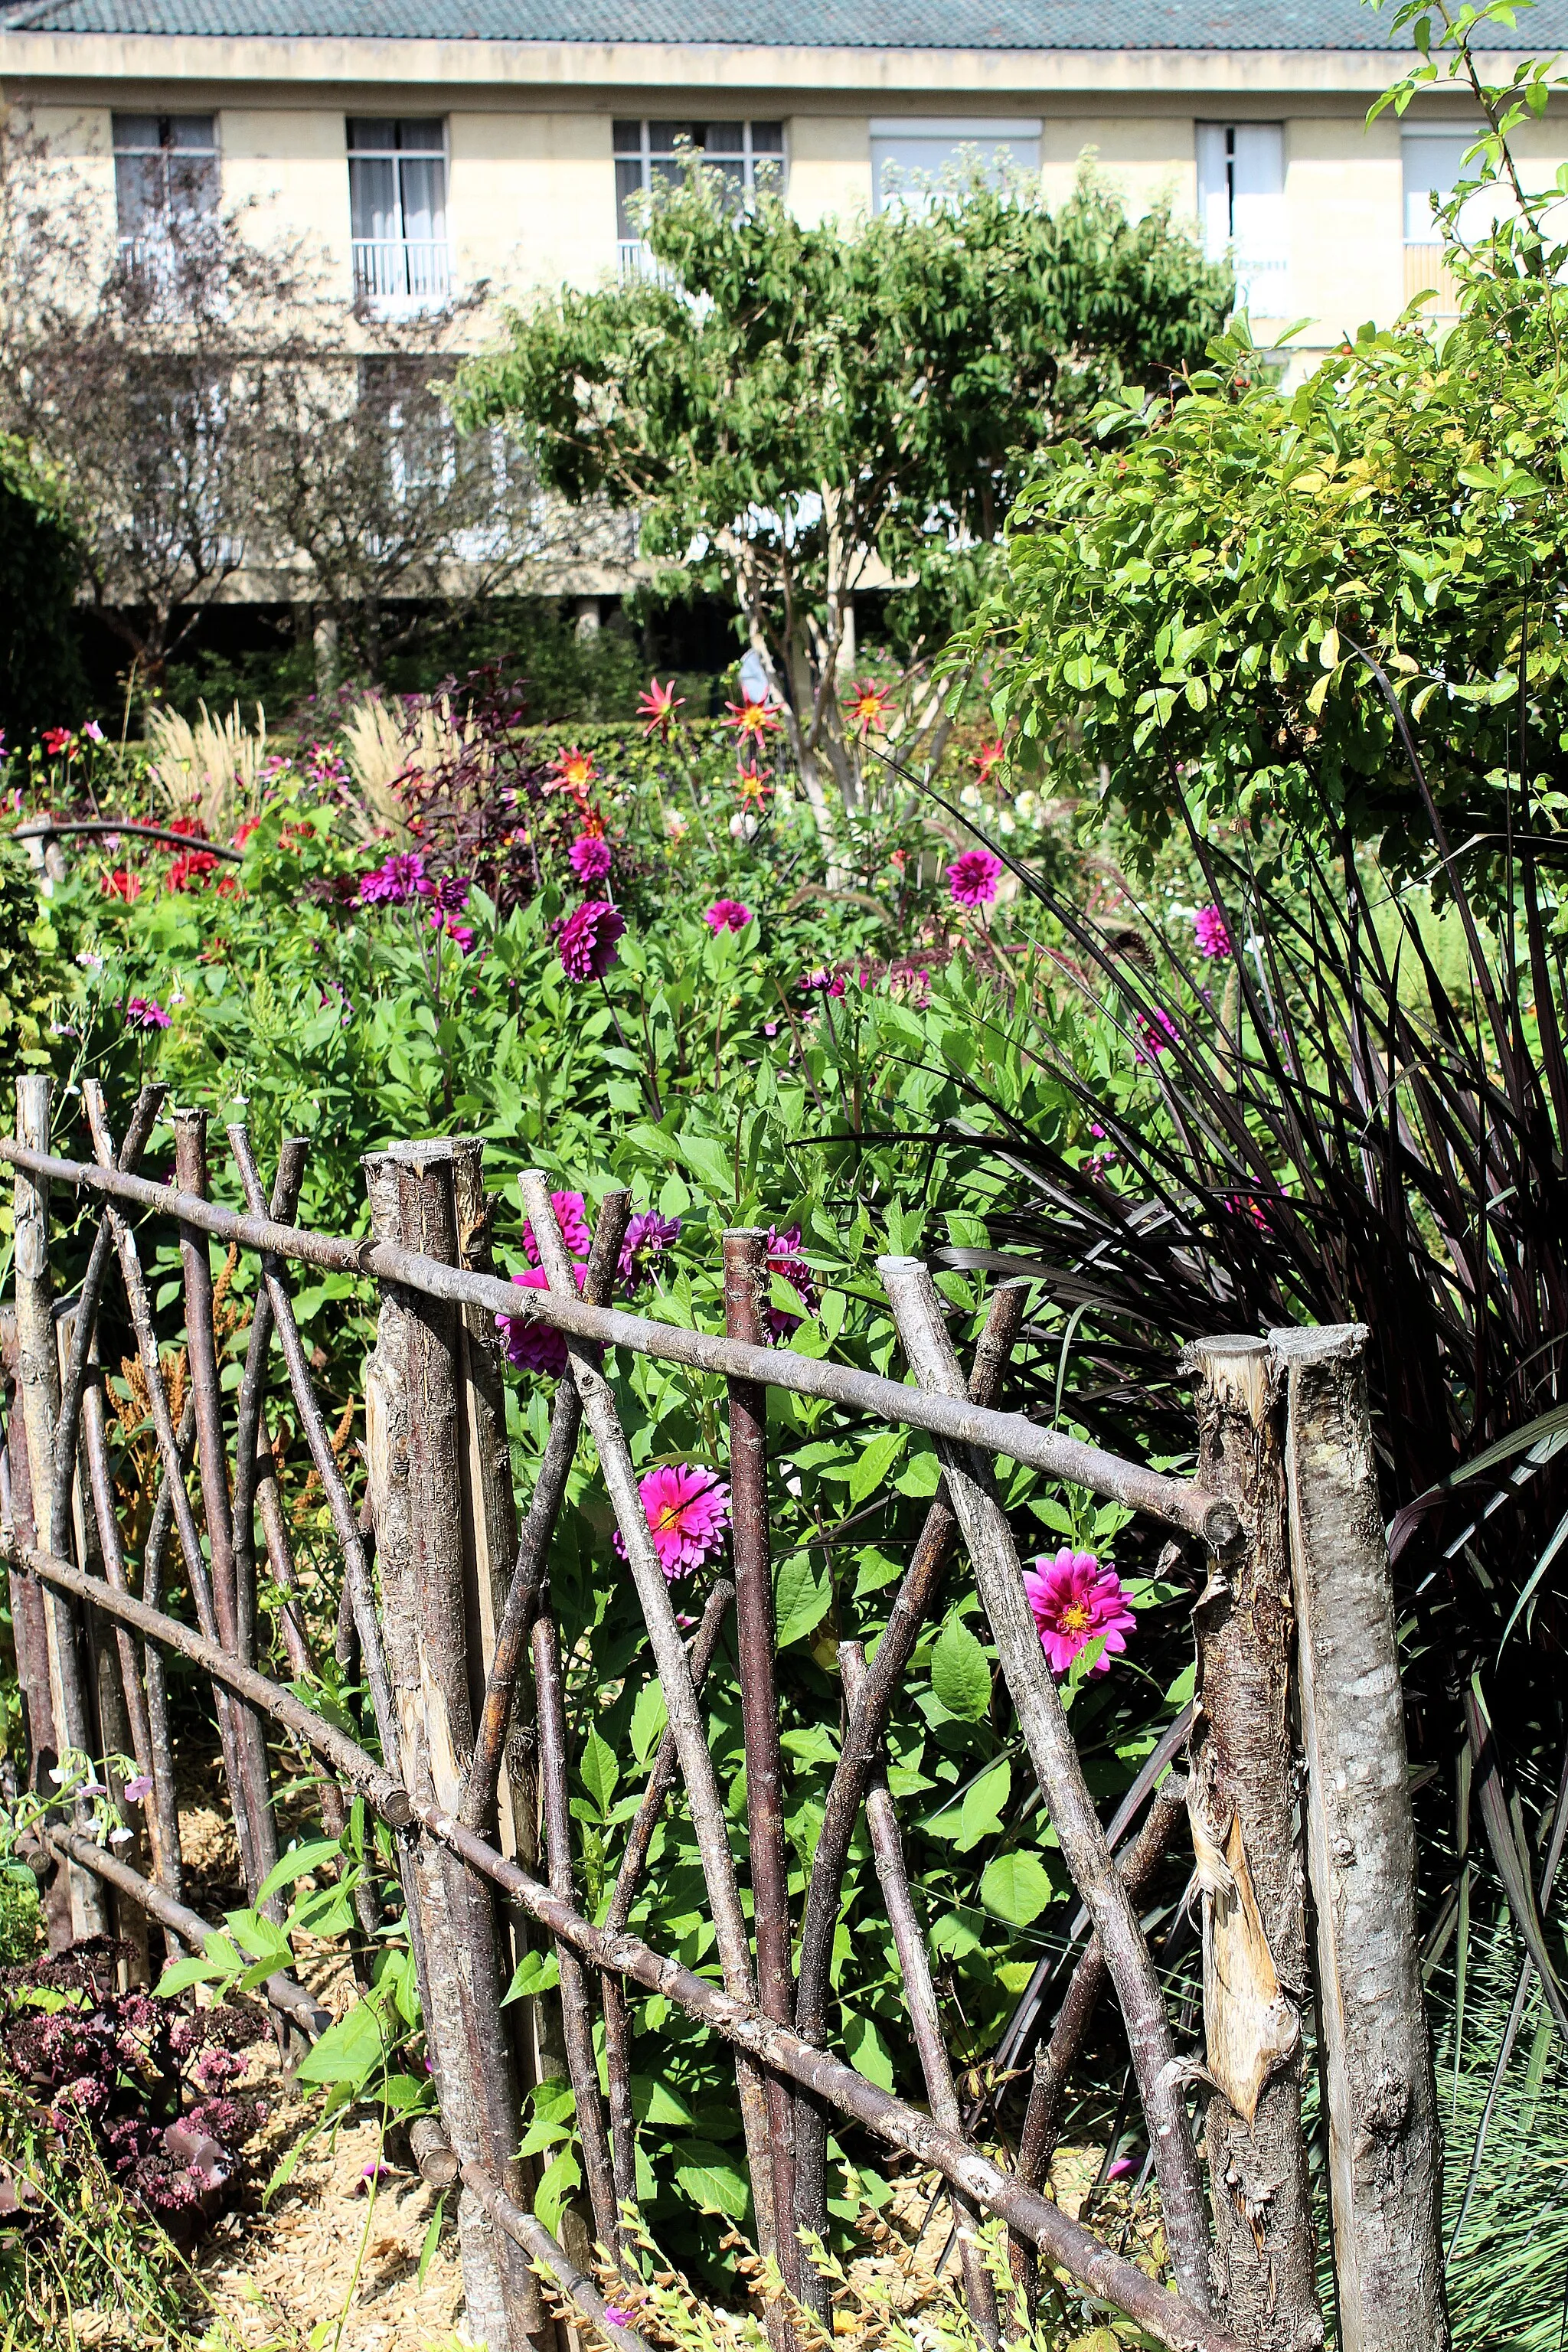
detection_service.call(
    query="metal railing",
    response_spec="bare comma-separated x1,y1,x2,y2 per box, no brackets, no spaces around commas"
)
351,238,452,306
0,1072,1442,2352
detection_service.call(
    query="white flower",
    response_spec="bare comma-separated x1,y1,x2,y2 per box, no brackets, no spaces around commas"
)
996,810,1016,836
1014,789,1040,825
77,949,105,972
729,812,759,841
959,783,984,812
108,1824,132,1846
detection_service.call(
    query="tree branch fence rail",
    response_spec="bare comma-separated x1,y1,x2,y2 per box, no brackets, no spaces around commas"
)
0,1078,1446,2352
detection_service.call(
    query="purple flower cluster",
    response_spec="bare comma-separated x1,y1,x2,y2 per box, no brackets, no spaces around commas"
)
619,1210,681,1290
358,851,426,905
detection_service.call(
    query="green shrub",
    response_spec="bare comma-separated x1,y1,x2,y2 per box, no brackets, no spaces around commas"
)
0,436,84,747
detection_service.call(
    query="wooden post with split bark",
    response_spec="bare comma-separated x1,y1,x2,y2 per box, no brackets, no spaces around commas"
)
1269,1325,1447,2352
1184,1337,1321,2352
364,1141,552,2352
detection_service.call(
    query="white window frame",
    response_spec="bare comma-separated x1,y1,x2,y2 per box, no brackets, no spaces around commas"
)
612,118,786,276
347,117,453,315
1400,122,1489,245
868,116,1042,216
1196,120,1289,318
112,112,221,267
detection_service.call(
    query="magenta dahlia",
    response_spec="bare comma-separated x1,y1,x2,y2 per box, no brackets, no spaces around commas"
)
570,832,613,883
613,1463,730,1579
497,1262,586,1377
948,848,1003,909
1193,904,1231,959
1022,1549,1135,1677
521,1189,590,1267
558,899,626,981
704,898,752,933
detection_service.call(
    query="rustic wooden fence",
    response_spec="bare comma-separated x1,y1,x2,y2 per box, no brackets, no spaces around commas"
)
0,1074,1446,2352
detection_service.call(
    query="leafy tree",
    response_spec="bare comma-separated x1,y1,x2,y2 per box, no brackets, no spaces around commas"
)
976,0,1568,878
454,165,1230,854
0,436,84,741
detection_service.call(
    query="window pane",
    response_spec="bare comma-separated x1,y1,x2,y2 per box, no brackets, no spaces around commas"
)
648,121,697,154
649,155,684,195
348,117,397,153
168,152,219,217
701,122,743,154
168,115,215,151
871,132,1037,214
399,155,446,244
115,152,164,237
751,122,784,154
615,156,645,240
1195,122,1232,254
1403,133,1472,239
1230,123,1286,286
397,119,445,152
708,157,745,210
350,155,400,242
112,113,160,152
612,119,642,155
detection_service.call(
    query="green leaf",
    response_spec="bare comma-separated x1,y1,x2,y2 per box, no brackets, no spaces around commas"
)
893,1448,942,1498
629,1679,668,1766
534,2149,582,2237
930,1612,991,1722
154,1952,227,1998
957,1758,1012,1852
417,2193,447,2286
980,1851,1054,1927
580,1727,620,1818
256,1838,342,1908
775,1551,830,1648
502,1949,561,2006
673,2140,750,2221
675,1132,734,1201
848,1428,906,1508
294,1996,392,2089
841,2011,896,2090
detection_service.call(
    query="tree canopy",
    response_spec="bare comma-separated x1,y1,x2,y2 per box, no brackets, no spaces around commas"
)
0,434,83,743
455,165,1230,844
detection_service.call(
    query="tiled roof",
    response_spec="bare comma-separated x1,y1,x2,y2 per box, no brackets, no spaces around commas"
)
8,0,1568,43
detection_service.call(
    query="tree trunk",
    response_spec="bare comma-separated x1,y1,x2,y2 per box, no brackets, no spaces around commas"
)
1269,1324,1447,2352
1184,1338,1321,2352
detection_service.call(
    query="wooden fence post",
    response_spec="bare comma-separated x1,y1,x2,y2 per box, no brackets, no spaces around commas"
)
1184,1338,1321,2352
364,1142,552,2352
1269,1325,1447,2352
13,1075,106,1941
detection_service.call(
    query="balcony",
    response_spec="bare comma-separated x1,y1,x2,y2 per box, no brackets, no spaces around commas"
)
351,239,452,310
1404,241,1463,318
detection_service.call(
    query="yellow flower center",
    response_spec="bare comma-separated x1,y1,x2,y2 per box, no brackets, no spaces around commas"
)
1058,1601,1092,1633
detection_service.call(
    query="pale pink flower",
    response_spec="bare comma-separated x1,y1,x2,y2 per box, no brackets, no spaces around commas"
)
1022,1548,1135,1676
614,1463,730,1579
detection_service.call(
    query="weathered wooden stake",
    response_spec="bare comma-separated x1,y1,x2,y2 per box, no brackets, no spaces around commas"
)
1269,1325,1447,2352
1184,1336,1321,2352
364,1142,551,2352
14,1076,106,1939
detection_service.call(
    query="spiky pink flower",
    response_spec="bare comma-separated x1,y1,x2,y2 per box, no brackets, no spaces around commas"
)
558,899,626,981
704,898,752,933
1022,1548,1135,1677
614,1463,730,1579
358,851,427,906
763,1225,818,1342
126,996,171,1031
948,848,1003,909
521,1190,590,1267
570,831,613,883
498,1263,586,1377
1193,904,1231,959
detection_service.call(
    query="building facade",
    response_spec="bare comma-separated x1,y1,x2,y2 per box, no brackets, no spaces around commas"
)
5,0,1568,623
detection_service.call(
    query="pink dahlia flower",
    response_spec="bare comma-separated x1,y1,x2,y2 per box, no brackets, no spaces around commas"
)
948,848,1003,909
1135,1008,1179,1063
521,1189,590,1267
1023,1548,1135,1677
1193,904,1231,959
558,899,626,981
619,1209,681,1290
358,851,426,906
704,898,752,933
614,1462,730,1579
570,832,613,883
498,1263,586,1377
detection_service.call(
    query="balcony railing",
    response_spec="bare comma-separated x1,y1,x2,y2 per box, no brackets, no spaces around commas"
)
351,239,452,307
1404,240,1462,317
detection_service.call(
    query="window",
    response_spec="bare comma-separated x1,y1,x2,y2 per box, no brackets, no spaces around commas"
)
1400,128,1495,313
113,114,219,248
348,119,450,307
870,117,1040,215
612,119,783,273
1196,122,1288,315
